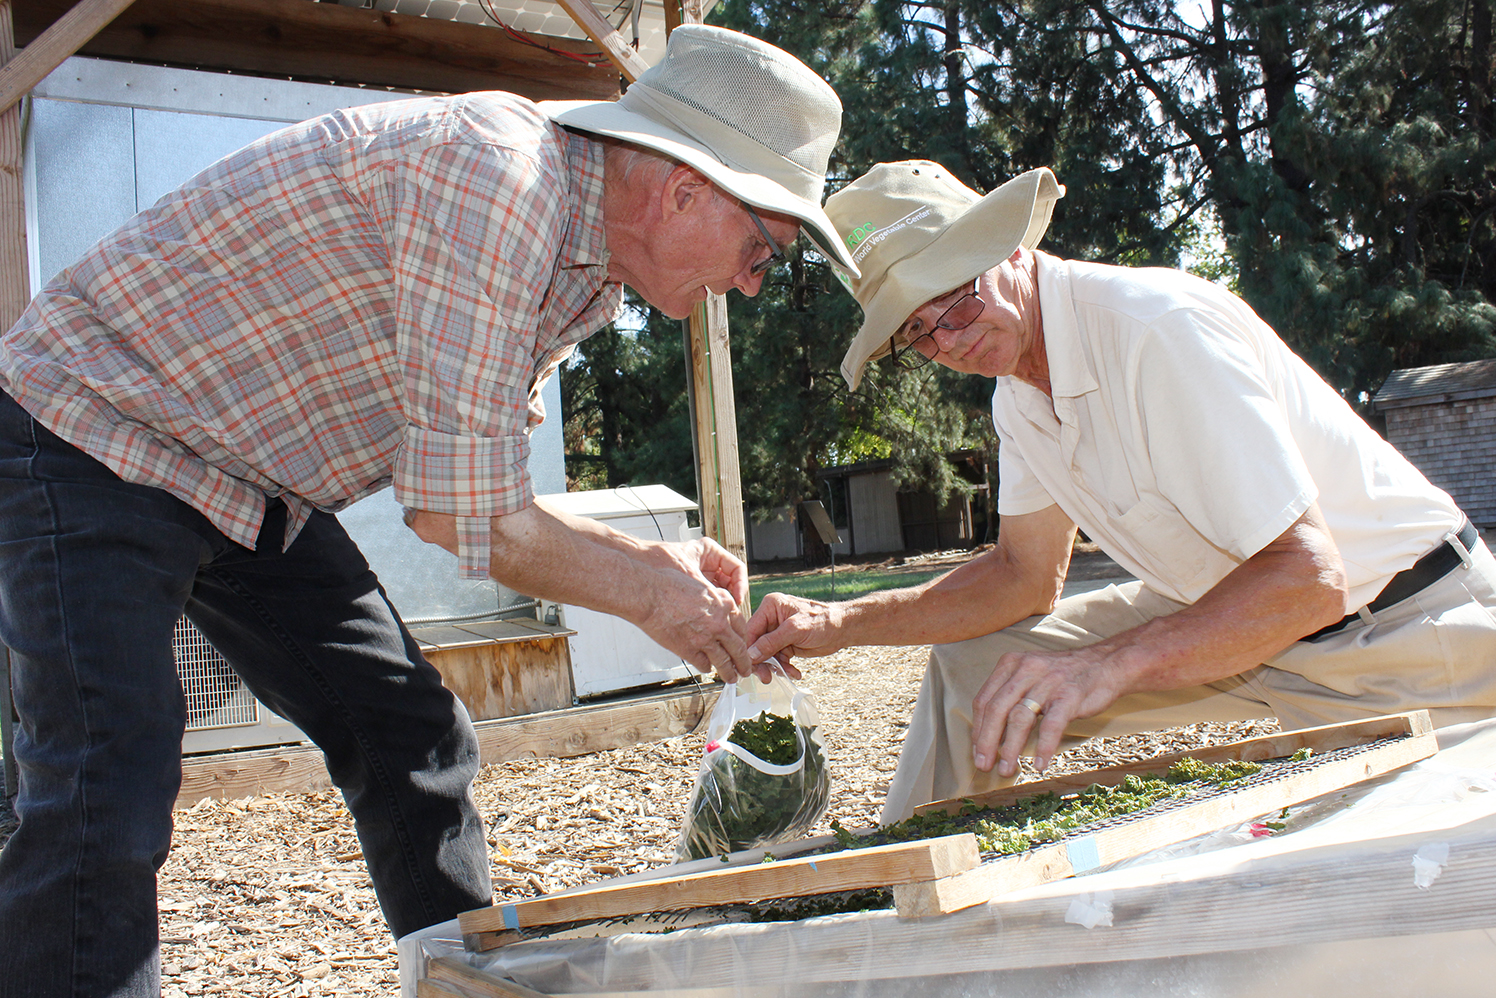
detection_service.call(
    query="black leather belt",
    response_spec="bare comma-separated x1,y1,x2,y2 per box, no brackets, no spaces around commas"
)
1302,519,1479,641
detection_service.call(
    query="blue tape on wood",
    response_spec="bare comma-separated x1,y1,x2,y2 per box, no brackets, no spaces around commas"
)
501,904,519,930
1067,836,1101,873
808,859,818,871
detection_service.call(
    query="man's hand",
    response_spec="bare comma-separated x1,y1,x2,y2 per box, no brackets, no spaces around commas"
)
969,644,1133,777
965,503,1347,780
734,592,850,684
637,536,752,680
647,536,750,609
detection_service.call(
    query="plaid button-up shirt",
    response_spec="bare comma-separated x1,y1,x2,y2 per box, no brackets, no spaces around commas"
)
0,92,622,577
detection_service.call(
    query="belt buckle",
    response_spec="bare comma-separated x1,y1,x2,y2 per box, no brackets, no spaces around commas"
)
1444,523,1475,570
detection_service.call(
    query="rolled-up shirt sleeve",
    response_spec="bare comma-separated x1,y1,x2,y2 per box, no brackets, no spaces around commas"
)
383,119,565,576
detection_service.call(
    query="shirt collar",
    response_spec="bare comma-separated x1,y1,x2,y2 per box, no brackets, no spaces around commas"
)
1034,252,1099,400
561,128,610,270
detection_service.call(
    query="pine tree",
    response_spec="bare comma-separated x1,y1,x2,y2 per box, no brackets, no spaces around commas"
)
560,1,1496,523
1080,0,1496,401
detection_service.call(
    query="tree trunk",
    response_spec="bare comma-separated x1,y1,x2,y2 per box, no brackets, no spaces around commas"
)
1253,0,1312,193
944,1,968,164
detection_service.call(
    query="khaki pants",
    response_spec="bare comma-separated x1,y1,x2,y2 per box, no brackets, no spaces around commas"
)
882,536,1496,822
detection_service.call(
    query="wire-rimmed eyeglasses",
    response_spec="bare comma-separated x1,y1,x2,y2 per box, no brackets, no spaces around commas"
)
742,202,788,278
889,279,986,371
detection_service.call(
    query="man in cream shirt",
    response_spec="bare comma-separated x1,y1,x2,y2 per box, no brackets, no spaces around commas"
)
744,161,1496,821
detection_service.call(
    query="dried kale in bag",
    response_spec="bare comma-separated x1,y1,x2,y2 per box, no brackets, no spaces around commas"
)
675,671,831,862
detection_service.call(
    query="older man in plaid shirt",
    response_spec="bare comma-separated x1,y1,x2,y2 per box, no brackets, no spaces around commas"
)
0,26,859,998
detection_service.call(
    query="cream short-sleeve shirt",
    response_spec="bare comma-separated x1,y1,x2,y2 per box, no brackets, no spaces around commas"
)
994,254,1460,607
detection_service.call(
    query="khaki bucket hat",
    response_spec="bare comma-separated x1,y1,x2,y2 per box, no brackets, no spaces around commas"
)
541,25,858,276
825,161,1064,389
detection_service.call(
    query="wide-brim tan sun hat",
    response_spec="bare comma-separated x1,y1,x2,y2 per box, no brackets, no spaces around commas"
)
540,25,858,276
825,161,1065,389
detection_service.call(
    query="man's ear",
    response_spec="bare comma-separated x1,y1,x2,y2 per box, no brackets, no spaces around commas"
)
661,164,714,217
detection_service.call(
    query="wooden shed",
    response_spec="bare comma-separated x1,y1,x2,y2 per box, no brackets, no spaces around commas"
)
1373,357,1496,528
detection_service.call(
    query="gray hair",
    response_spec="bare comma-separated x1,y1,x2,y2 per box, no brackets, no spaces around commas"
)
603,139,681,189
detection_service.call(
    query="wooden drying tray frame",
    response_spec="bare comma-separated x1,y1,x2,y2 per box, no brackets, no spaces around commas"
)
453,710,1436,951
895,708,1435,916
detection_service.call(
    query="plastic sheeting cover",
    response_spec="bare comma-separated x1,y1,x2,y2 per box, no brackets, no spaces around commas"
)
400,718,1496,997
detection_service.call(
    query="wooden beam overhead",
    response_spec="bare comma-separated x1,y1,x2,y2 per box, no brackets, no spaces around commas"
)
13,0,621,101
0,0,135,115
552,0,650,82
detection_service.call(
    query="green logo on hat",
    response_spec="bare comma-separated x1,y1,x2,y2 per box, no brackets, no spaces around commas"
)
846,223,878,248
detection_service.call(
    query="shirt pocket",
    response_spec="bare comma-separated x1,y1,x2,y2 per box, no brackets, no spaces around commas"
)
1112,495,1213,601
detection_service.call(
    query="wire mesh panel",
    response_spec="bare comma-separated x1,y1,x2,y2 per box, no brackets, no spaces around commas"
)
172,617,258,731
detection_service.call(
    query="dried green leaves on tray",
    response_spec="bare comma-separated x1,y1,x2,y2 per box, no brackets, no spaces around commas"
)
833,756,1265,857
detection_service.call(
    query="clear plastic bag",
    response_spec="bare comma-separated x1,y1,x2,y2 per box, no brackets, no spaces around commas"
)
675,669,832,861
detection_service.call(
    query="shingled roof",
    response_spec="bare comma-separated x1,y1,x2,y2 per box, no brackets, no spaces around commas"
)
1372,358,1496,410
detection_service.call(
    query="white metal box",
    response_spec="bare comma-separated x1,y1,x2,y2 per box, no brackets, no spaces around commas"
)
537,486,701,698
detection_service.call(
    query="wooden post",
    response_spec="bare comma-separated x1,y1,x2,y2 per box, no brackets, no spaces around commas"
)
685,296,746,560
0,0,31,330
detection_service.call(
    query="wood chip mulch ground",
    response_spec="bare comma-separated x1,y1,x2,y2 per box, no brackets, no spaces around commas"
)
0,550,1279,995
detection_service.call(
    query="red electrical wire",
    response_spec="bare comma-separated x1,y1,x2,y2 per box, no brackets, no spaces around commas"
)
477,0,610,65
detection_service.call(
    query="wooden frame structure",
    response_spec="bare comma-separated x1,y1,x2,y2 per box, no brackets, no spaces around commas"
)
177,680,718,806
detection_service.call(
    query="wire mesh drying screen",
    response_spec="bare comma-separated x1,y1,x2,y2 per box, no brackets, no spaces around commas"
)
936,736,1402,858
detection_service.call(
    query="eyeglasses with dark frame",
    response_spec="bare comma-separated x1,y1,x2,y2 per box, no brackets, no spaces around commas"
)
889,279,986,371
742,202,788,278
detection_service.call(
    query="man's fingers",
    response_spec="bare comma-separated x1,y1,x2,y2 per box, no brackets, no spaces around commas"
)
996,701,1042,776
970,660,1022,770
1031,709,1071,773
697,538,750,607
745,602,800,662
745,593,796,644
746,626,793,666
971,699,1022,774
727,602,750,640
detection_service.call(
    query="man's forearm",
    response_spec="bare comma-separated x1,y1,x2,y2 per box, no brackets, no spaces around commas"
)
485,503,657,619
1087,507,1348,693
745,505,1077,664
833,546,1066,647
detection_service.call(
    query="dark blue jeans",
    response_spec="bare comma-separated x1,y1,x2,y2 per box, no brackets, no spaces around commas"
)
0,391,492,997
